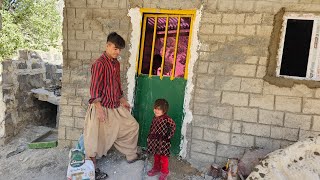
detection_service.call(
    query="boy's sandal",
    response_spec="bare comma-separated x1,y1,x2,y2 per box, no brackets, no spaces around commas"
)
95,168,108,180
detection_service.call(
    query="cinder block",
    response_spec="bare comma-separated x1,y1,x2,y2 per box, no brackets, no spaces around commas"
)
259,109,284,126
193,103,210,116
196,75,215,89
222,92,249,106
87,0,102,8
234,107,258,123
214,25,236,35
240,78,263,93
270,126,298,141
255,1,274,13
245,14,262,24
66,127,82,141
190,151,215,163
197,61,209,73
202,12,222,23
192,127,204,139
262,13,274,25
215,76,241,91
245,56,259,64
284,113,311,130
235,0,255,12
231,134,254,147
217,0,234,11
237,25,256,36
76,88,90,97
76,8,93,19
303,98,320,115
255,137,281,151
275,96,301,113
68,96,82,106
193,115,219,129
73,106,87,118
209,105,233,119
222,14,245,24
232,121,242,133
249,94,274,110
225,64,256,77
58,126,66,139
59,105,73,116
204,129,230,144
58,139,71,148
65,0,86,7
74,117,85,128
200,24,214,34
208,62,226,75
216,144,245,158
77,51,92,60
76,30,92,40
242,122,270,137
68,19,84,30
59,116,75,127
256,25,273,36
68,40,85,51
194,89,221,104
191,139,216,155
70,70,88,84
218,119,232,132
102,0,119,8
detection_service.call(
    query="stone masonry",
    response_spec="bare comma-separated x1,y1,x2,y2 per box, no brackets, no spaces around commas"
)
0,50,62,144
60,0,320,169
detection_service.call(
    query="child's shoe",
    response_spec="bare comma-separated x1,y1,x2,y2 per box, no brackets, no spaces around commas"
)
159,172,169,180
147,168,160,176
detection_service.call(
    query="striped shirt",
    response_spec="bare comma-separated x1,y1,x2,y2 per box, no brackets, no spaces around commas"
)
89,52,123,108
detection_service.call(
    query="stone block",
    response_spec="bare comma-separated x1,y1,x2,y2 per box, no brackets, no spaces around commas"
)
93,9,109,19
259,57,268,65
17,62,28,69
58,126,66,139
245,56,259,64
70,70,88,84
214,25,236,35
284,113,312,130
208,62,226,75
87,0,102,8
193,115,219,129
264,82,313,97
235,0,255,12
222,92,249,106
232,121,242,133
77,51,91,60
194,89,221,104
259,109,284,126
209,105,233,120
275,96,301,113
60,96,68,105
66,8,75,19
203,129,230,144
237,25,256,36
225,64,256,77
303,98,320,115
76,8,93,19
312,116,320,131
256,25,273,36
59,116,74,127
262,13,274,25
74,117,85,128
270,126,298,141
249,94,274,110
196,75,215,89
240,78,263,93
58,139,71,148
76,88,90,97
218,119,232,132
65,0,86,7
68,40,85,51
217,0,234,11
222,14,245,24
245,14,262,24
102,0,119,8
216,144,245,158
234,107,258,123
68,19,84,30
209,35,227,43
202,12,222,23
215,76,241,91
255,1,274,13
193,103,209,116
76,30,92,40
68,96,82,106
68,30,76,40
192,127,204,139
66,127,82,141
298,130,320,140
197,61,209,73
255,137,281,151
59,105,73,117
200,24,214,34
84,20,103,31
190,151,215,163
242,122,270,137
191,139,216,155
73,106,86,118
231,134,254,147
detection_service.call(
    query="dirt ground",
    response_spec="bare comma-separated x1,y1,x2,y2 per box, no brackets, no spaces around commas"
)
0,125,207,180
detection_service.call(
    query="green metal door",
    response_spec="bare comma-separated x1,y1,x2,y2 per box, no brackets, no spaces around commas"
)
133,12,194,155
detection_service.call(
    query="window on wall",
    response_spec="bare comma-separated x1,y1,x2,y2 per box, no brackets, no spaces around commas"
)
137,13,193,80
277,13,320,81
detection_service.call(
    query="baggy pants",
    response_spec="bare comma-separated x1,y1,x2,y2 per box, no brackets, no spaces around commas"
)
83,104,139,161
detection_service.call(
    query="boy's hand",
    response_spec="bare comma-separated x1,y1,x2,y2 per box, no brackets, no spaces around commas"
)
120,97,131,111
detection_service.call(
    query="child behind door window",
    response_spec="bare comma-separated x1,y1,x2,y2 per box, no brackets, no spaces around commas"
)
147,99,176,180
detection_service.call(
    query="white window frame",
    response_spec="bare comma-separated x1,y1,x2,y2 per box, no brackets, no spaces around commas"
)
276,13,320,81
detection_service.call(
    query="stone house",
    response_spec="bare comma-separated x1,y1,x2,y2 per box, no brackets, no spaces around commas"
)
59,0,320,167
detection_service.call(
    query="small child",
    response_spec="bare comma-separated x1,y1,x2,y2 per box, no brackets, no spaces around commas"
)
147,99,176,180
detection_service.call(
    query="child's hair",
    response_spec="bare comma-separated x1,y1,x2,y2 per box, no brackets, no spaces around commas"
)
107,32,125,49
154,99,169,114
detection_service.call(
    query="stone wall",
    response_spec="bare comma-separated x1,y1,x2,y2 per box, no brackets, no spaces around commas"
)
0,50,62,144
60,0,320,169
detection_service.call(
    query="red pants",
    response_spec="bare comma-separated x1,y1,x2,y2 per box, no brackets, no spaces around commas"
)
153,154,169,174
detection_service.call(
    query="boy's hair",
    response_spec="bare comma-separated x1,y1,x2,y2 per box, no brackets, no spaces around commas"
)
154,99,169,114
107,32,125,49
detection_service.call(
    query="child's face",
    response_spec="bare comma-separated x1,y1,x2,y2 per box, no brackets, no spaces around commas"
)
154,107,164,117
